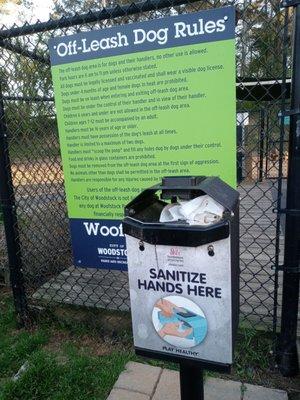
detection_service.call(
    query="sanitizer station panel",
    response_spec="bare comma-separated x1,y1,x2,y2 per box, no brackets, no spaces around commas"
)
123,176,239,372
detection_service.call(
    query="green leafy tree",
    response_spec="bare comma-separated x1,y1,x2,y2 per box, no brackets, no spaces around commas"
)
237,0,291,78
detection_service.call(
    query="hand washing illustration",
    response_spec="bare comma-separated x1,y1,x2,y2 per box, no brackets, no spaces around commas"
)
152,295,207,348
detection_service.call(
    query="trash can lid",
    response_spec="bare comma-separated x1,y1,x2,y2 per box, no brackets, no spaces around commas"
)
157,176,239,212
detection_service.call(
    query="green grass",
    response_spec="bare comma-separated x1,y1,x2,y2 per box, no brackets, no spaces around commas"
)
234,326,273,381
0,291,131,400
0,350,131,400
0,294,49,379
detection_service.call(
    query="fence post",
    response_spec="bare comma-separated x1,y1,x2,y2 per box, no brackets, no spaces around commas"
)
279,0,300,377
0,80,29,327
258,109,265,182
265,109,269,178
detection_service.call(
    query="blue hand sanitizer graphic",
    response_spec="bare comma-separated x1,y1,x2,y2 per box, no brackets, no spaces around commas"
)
175,310,207,343
153,296,208,348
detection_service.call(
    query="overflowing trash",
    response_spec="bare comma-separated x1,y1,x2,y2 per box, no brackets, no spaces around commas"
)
159,195,224,226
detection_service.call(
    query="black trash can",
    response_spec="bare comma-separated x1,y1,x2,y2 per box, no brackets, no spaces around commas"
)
123,176,239,372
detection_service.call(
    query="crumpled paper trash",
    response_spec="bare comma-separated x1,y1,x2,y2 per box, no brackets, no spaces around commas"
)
159,195,224,226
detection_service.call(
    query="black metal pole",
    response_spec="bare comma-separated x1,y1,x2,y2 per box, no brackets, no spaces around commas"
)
279,1,300,377
274,5,290,359
265,110,269,179
0,81,29,327
180,363,204,400
259,109,265,182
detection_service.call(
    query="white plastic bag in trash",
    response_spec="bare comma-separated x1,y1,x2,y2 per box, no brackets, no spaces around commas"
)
159,195,224,226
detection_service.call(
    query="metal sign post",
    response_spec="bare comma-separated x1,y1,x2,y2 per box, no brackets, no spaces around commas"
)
180,363,204,400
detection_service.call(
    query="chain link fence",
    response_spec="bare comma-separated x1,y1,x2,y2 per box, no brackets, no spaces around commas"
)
0,0,297,334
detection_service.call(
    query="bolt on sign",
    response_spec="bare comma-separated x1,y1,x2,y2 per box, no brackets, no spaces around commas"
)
49,6,236,270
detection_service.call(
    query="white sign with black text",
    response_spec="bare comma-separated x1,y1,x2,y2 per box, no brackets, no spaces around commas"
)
126,234,233,364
